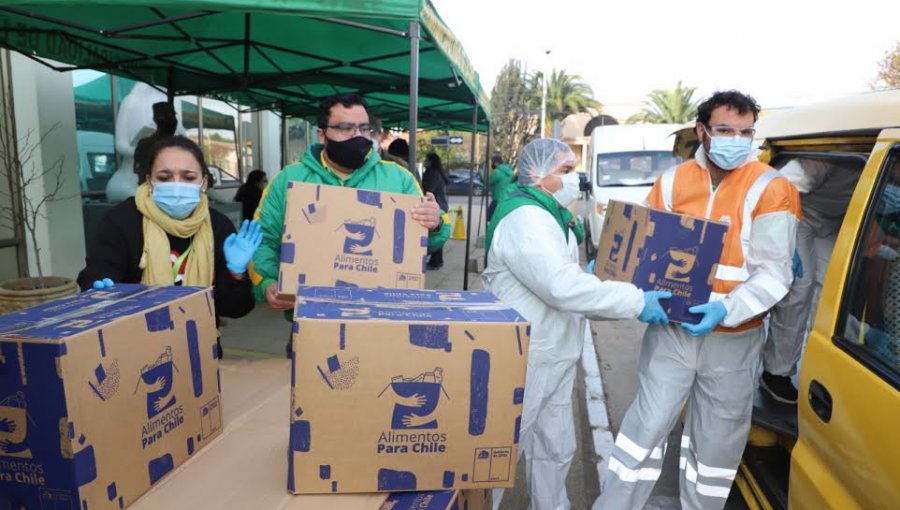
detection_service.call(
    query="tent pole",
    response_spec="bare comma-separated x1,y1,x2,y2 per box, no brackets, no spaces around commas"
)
480,127,492,265
407,20,419,174
463,102,477,291
281,113,287,169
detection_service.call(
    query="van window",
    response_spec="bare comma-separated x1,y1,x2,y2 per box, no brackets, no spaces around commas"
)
839,147,900,384
595,151,680,187
87,152,116,176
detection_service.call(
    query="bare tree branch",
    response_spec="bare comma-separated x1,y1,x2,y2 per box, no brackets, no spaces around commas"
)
0,106,67,286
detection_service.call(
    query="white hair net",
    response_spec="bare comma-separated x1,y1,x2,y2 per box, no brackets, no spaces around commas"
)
516,138,577,186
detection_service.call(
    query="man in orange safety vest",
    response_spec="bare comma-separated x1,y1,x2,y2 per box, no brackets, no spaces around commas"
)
596,90,801,510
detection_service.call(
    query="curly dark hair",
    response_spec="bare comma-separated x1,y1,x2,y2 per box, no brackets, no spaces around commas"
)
696,90,761,126
317,93,368,129
139,135,210,184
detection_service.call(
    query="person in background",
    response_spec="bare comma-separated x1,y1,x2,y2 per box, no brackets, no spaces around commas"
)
422,152,449,269
78,136,260,352
487,154,515,222
234,169,268,222
596,91,801,510
761,157,861,403
483,138,671,510
133,101,178,182
387,138,410,167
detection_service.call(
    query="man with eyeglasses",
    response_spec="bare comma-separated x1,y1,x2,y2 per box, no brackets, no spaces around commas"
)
248,93,450,315
596,91,802,510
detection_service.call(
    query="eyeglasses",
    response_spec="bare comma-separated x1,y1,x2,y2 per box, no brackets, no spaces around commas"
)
705,125,756,139
326,123,373,137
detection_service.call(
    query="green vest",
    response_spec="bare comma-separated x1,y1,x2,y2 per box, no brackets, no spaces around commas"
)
485,184,584,261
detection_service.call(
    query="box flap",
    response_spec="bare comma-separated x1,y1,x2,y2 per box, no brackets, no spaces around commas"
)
297,287,500,306
0,284,211,341
295,302,525,324
381,491,456,509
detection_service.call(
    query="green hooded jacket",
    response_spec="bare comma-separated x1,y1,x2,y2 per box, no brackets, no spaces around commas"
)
489,163,515,202
248,144,451,302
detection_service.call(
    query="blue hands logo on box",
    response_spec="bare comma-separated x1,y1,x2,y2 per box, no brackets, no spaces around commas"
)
137,347,185,449
341,217,377,256
385,368,446,430
377,368,449,454
663,249,697,283
0,391,32,459
333,217,381,274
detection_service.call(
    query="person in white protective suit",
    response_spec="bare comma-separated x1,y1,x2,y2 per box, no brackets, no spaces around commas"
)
595,91,802,510
760,157,863,403
482,138,672,510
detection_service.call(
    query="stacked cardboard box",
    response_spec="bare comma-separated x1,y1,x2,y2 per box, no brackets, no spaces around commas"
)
0,284,221,509
594,200,728,323
289,287,530,494
278,182,429,299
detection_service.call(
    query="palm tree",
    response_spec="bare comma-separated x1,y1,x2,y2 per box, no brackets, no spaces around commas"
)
628,81,699,124
528,69,602,126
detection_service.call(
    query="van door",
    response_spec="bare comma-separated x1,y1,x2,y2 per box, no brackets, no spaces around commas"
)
790,129,900,509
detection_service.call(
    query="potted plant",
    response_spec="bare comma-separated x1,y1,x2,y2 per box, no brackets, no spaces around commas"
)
0,89,78,314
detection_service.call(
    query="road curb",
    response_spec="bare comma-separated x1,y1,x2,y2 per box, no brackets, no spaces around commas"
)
581,326,614,488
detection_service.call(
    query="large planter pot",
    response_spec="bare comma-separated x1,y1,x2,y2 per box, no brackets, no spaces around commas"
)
0,276,79,315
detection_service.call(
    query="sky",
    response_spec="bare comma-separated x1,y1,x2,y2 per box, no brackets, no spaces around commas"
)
433,0,900,118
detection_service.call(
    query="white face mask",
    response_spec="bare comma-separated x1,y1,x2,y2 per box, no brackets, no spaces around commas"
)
551,172,581,207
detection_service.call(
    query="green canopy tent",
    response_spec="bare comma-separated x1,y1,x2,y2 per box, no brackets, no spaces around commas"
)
0,0,491,288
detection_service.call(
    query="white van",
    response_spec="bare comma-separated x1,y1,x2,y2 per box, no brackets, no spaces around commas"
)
583,124,686,257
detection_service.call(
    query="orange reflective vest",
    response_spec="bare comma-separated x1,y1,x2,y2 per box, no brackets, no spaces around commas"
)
647,159,802,331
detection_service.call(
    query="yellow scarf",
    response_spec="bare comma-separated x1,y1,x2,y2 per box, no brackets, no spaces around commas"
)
134,182,214,286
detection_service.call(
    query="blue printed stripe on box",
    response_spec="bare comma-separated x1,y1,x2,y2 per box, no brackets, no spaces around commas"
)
296,287,501,306
296,302,525,323
0,285,209,340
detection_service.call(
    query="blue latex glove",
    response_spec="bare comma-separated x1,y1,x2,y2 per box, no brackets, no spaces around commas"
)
792,250,803,279
682,301,728,337
224,220,263,275
92,278,114,290
638,291,672,325
586,260,596,274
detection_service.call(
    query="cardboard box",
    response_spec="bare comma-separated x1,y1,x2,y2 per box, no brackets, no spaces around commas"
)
0,284,222,510
380,488,491,510
278,182,428,298
289,287,530,494
594,200,728,324
130,359,490,510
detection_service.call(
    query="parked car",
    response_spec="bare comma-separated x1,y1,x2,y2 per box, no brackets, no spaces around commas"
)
446,169,485,196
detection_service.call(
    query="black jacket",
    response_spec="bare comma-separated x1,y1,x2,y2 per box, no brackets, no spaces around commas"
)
422,166,449,212
234,183,263,222
77,198,254,320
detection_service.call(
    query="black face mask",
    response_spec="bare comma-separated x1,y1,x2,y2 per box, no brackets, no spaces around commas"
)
325,136,373,171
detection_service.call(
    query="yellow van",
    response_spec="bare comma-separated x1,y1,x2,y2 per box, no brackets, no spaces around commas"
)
730,90,900,509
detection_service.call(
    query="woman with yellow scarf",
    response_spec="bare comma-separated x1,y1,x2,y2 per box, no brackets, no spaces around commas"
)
77,136,259,332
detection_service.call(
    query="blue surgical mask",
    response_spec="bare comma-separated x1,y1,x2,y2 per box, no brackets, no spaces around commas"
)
706,136,752,171
152,182,201,219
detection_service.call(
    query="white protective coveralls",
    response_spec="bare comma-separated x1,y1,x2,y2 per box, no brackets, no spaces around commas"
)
483,140,645,510
596,148,800,510
764,157,862,375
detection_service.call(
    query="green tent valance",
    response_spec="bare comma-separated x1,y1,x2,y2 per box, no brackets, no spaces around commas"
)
0,0,489,131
